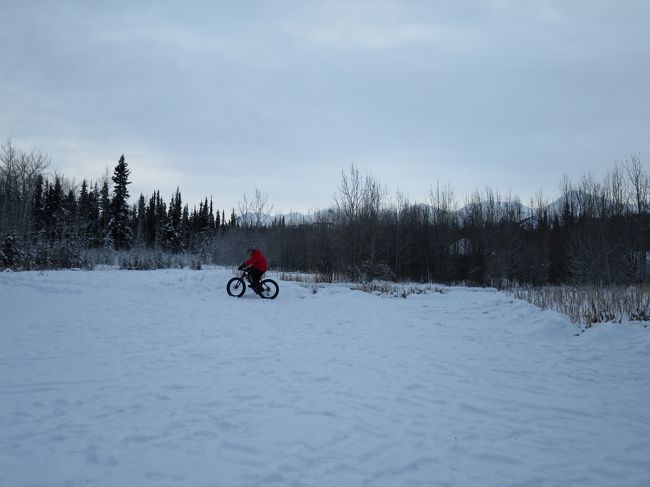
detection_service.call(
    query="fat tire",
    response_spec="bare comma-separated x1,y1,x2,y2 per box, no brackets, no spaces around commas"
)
258,278,279,299
227,277,246,298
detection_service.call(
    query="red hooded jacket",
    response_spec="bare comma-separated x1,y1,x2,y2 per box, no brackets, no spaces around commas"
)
243,249,268,272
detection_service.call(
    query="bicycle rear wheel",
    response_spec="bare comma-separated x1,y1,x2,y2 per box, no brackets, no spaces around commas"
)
258,278,279,299
226,277,246,297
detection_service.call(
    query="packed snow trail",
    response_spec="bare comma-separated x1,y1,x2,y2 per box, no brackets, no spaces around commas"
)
1,268,649,486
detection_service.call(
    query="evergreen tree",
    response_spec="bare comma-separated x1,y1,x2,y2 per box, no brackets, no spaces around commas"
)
78,180,90,221
145,192,157,247
63,188,78,242
31,174,45,235
199,198,209,230
182,203,189,250
135,194,146,247
99,179,111,246
164,187,183,253
155,191,167,249
77,180,91,247
44,177,63,242
1,233,20,269
88,182,101,247
109,154,132,250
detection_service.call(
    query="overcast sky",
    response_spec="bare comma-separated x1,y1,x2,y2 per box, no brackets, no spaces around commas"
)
1,1,648,213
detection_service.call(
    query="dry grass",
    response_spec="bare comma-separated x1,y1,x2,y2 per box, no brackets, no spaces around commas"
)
511,285,650,326
279,271,449,298
278,271,345,284
351,282,449,298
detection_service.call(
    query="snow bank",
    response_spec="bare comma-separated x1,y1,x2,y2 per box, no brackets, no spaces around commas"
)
1,269,649,486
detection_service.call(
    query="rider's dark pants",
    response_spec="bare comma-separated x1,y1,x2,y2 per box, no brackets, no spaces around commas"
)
249,268,264,287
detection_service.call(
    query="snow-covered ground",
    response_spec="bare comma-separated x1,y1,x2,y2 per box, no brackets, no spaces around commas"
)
1,268,649,487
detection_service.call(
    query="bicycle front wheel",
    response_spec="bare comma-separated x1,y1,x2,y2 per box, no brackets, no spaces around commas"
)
259,279,279,299
226,277,246,297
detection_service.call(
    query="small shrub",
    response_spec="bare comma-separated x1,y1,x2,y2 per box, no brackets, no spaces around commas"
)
349,260,395,283
1,233,21,270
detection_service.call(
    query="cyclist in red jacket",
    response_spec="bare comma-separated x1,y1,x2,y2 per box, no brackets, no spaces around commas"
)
238,247,268,293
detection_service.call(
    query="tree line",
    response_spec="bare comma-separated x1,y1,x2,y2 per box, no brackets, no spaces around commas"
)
1,138,648,286
247,159,648,287
0,139,241,269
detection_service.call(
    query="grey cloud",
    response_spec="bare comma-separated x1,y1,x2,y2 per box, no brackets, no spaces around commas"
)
1,1,649,211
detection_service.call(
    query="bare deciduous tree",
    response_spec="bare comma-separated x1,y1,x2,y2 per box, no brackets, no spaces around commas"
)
238,188,273,228
335,164,363,223
0,137,50,233
625,154,648,214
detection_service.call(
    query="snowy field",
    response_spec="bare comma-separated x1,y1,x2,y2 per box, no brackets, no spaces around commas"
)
1,268,649,487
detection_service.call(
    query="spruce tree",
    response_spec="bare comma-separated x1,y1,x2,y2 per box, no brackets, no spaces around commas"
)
31,174,45,235
99,179,111,246
64,189,78,242
164,188,183,253
1,233,20,269
109,154,132,250
135,194,146,247
78,180,90,221
44,177,63,242
182,204,189,250
145,193,157,248
88,182,101,247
